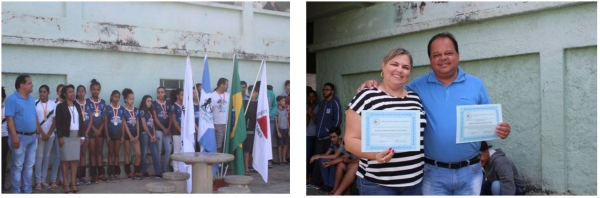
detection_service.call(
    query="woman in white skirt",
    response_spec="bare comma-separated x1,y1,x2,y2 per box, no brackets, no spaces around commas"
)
55,85,85,193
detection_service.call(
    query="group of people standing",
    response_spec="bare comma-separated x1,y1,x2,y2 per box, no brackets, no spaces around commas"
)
2,75,291,194
308,32,523,195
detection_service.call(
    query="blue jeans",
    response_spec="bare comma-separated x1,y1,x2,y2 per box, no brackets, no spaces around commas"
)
358,177,422,195
155,130,172,172
35,135,55,184
481,180,525,195
50,136,62,182
318,159,336,187
8,134,37,193
422,161,483,195
140,132,161,175
306,136,316,174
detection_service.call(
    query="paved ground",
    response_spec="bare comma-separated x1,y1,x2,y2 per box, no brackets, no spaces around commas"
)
3,164,289,194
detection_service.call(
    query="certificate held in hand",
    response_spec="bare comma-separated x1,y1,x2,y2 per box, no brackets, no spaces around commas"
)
361,110,420,152
456,104,503,144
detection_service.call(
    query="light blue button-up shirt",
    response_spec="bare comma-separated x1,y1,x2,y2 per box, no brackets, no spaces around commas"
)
5,92,37,132
407,67,491,162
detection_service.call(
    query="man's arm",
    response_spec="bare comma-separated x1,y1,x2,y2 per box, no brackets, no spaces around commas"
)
323,156,345,167
330,99,342,128
318,150,342,160
310,149,333,163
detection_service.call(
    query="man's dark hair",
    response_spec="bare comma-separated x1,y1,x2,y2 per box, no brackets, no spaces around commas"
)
329,127,341,136
427,32,459,57
240,81,247,86
2,87,6,101
60,84,75,100
324,82,335,91
15,75,30,90
157,86,166,92
254,81,261,93
215,78,228,91
247,85,254,94
39,85,50,93
284,80,290,87
267,85,273,91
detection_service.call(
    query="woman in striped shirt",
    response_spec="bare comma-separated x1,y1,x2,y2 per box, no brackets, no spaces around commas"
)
345,47,427,195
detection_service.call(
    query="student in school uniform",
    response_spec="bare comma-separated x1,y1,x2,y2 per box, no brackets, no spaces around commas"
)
86,79,107,183
104,90,124,183
121,88,142,180
153,87,172,173
139,95,162,178
74,85,91,186
34,85,57,190
170,88,184,172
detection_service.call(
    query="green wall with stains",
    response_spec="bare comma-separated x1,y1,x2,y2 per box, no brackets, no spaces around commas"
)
2,1,291,101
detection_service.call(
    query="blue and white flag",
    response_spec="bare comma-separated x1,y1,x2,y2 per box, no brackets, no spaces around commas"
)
198,54,218,175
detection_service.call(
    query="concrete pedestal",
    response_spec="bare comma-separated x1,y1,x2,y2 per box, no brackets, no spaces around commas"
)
171,152,234,194
162,172,190,193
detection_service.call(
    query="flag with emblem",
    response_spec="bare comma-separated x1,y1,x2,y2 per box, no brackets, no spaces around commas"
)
253,59,272,182
224,54,247,175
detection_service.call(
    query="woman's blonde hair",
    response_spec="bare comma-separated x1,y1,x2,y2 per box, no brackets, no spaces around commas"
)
383,47,413,68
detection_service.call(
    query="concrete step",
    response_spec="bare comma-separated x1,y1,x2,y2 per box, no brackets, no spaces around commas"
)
218,186,251,194
224,175,253,188
146,182,176,193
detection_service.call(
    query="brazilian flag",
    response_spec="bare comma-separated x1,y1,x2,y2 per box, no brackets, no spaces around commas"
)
225,54,247,175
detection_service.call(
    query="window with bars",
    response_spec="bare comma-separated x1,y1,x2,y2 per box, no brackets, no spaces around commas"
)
160,79,184,102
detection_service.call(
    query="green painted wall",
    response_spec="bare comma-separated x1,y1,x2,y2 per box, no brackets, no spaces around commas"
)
310,2,596,195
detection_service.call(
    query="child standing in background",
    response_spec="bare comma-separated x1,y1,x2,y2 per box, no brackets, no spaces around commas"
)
275,96,289,165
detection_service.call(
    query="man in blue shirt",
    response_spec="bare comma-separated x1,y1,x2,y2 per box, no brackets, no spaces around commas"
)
5,75,38,193
358,32,511,195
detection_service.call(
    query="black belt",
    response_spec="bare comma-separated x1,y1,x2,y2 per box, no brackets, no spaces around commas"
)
425,155,480,169
16,131,36,136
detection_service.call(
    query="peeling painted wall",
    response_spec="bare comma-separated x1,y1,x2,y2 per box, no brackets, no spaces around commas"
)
2,1,291,102
2,2,290,62
310,2,596,195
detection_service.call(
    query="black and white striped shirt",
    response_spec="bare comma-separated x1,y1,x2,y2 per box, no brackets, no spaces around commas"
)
348,88,426,187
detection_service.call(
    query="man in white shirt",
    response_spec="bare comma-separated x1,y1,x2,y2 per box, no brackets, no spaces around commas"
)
211,78,230,153
34,85,57,189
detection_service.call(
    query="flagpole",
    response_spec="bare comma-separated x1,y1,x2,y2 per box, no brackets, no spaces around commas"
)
245,59,264,116
220,53,235,178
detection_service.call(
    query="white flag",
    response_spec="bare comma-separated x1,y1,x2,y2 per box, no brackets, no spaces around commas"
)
253,60,272,183
181,56,196,193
